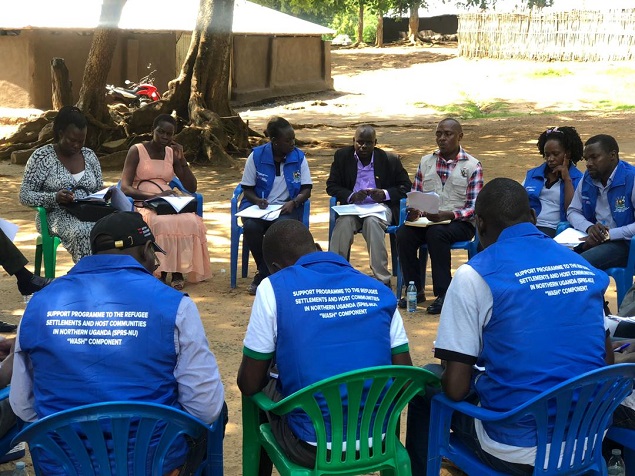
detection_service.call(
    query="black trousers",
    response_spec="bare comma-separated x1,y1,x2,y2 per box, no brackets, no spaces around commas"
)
0,227,27,276
396,221,474,296
242,210,302,282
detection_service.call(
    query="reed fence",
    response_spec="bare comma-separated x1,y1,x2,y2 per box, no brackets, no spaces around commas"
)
458,10,635,61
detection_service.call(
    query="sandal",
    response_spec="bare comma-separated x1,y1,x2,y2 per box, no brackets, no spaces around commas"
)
171,273,185,291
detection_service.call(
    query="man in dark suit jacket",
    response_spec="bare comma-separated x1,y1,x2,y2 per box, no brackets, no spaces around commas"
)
326,125,411,286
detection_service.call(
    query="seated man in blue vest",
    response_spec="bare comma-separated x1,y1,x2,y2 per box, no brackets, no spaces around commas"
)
406,178,612,475
567,134,635,270
10,211,225,476
237,220,412,473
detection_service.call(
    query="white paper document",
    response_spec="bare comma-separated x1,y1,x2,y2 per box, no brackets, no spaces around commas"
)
235,204,283,221
0,218,18,241
407,191,440,214
554,227,587,248
146,196,196,213
331,203,387,221
405,217,452,227
75,186,134,212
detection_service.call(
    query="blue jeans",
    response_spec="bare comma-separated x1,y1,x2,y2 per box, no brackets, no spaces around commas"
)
579,240,630,270
405,364,533,476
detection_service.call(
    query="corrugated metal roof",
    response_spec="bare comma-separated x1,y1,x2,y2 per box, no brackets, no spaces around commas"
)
0,0,335,35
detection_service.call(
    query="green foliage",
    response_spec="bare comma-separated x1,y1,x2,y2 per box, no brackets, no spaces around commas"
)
363,14,378,43
414,99,510,119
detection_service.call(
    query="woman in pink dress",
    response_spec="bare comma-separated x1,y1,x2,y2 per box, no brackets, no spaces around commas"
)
120,114,212,289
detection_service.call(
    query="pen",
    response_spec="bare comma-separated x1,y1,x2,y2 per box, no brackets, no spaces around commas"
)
614,342,631,353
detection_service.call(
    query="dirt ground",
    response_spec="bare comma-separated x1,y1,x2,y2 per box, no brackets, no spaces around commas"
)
1,44,635,474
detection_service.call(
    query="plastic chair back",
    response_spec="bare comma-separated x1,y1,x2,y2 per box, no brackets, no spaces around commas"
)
243,365,440,476
427,363,635,476
606,236,635,307
169,176,204,217
230,184,310,288
328,196,406,297
33,206,61,278
12,401,224,476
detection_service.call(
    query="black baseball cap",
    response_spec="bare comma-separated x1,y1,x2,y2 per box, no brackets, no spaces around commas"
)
90,211,165,254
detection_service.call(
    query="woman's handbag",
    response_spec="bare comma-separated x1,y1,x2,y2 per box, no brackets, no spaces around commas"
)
136,179,197,215
61,185,117,222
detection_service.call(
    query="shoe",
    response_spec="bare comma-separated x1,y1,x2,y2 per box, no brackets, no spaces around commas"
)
17,274,53,296
0,321,17,333
426,295,445,315
171,277,185,291
248,272,263,296
398,292,426,309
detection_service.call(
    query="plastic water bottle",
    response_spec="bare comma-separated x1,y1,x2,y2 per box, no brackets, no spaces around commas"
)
608,448,626,476
12,461,28,476
406,281,417,313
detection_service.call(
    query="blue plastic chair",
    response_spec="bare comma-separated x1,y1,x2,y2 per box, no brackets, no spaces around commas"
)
118,178,203,217
606,236,635,308
170,176,204,217
230,184,310,289
12,401,224,476
606,425,635,472
426,363,635,476
328,197,406,297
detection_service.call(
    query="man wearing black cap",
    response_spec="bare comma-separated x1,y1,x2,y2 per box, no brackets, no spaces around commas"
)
10,211,225,475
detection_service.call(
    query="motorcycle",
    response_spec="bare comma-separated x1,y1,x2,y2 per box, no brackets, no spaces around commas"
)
105,70,161,108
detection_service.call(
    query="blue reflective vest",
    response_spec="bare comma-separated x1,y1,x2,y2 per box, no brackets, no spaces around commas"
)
579,160,635,228
240,143,305,210
468,223,608,447
524,163,583,222
269,252,396,442
20,254,185,474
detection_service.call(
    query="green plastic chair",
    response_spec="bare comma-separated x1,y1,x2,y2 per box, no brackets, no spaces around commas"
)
32,206,61,278
242,365,440,476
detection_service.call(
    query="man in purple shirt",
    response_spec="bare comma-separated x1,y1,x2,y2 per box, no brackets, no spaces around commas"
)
326,125,411,286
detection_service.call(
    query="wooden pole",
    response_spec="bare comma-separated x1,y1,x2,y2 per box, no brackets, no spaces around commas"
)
50,58,73,110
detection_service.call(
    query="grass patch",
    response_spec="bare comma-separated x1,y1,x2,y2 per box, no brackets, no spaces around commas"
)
439,100,510,119
413,99,511,119
532,68,573,77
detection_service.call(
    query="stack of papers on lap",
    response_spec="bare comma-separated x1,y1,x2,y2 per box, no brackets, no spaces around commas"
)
76,186,133,211
554,227,587,248
235,204,283,221
331,203,387,221
407,191,440,213
405,217,451,227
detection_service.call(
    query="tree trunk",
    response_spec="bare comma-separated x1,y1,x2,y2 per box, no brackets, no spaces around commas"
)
376,12,384,47
408,6,420,44
51,58,73,110
76,0,127,148
164,0,249,163
357,2,364,45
